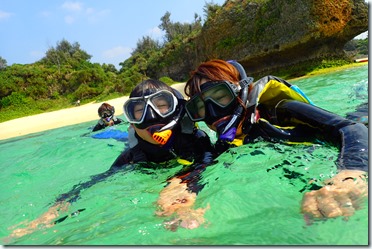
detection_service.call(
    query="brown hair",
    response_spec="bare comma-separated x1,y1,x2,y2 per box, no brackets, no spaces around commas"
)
98,103,114,116
184,59,240,98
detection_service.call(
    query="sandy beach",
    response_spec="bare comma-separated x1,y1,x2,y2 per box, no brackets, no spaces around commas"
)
0,83,186,140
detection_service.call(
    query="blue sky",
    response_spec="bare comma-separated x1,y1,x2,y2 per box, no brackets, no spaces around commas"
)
0,0,368,69
0,0,225,68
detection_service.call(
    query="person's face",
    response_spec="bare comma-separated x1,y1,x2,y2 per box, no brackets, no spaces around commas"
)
153,98,170,114
103,119,114,126
196,83,235,119
196,79,243,136
132,97,171,122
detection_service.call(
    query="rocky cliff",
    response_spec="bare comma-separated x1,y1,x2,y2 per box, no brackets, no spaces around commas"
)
164,0,368,79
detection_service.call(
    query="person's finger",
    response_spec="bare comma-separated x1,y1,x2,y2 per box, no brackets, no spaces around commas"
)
333,192,355,217
301,191,322,218
316,195,343,218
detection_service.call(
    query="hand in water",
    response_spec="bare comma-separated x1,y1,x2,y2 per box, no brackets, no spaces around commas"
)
5,202,70,242
301,170,368,222
156,178,209,230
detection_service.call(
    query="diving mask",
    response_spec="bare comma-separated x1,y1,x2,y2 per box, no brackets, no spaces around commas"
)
185,81,240,123
123,90,178,125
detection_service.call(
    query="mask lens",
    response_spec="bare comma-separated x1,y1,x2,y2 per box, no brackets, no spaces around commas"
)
185,96,205,121
124,100,146,123
186,82,236,121
123,90,177,124
101,111,111,119
149,92,175,117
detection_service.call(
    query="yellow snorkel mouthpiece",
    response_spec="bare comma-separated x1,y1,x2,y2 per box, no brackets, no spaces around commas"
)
152,130,172,145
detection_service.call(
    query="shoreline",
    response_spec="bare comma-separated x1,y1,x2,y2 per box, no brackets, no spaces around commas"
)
0,63,367,141
0,83,187,140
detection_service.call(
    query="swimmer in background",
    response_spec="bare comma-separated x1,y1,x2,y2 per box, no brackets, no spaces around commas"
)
92,103,124,132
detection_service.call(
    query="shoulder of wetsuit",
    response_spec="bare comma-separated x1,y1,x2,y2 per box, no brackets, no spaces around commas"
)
112,116,124,124
92,122,105,132
110,147,134,169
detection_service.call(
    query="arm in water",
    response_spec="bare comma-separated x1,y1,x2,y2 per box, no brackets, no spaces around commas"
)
7,164,135,239
156,153,215,231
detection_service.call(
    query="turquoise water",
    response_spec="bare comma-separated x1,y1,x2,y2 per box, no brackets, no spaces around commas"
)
0,65,368,245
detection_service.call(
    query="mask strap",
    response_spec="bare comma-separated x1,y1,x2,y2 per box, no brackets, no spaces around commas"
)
218,61,254,141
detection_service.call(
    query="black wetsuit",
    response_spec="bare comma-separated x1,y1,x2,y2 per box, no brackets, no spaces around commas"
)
110,126,214,169
236,76,368,172
54,117,215,206
92,116,124,132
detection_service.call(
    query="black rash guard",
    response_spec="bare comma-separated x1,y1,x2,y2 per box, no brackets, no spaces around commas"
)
242,99,368,172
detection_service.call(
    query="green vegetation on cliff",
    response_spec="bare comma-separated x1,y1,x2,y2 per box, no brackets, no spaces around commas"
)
0,0,368,123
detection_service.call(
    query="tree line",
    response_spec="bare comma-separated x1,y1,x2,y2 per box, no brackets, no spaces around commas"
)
0,1,368,123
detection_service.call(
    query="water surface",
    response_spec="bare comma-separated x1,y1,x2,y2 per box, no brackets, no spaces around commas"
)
0,65,368,245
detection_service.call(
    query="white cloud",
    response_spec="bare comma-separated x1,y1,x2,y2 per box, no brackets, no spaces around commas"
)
102,46,132,59
86,7,94,15
86,8,110,22
64,15,75,24
0,10,12,20
60,3,110,24
62,1,83,12
40,11,52,17
147,26,165,39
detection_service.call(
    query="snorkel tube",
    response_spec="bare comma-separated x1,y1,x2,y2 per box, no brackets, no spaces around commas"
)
217,60,253,142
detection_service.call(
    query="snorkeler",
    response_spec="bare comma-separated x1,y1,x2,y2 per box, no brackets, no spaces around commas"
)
92,103,124,132
184,59,368,221
8,79,216,239
110,79,215,168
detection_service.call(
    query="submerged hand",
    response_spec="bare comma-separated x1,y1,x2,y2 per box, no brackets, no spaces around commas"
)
301,170,368,220
7,202,70,240
156,178,209,230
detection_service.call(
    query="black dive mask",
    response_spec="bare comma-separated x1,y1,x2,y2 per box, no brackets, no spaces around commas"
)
123,90,179,129
185,61,253,142
123,90,185,145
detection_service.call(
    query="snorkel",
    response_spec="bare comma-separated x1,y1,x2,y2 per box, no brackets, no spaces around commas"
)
216,60,253,142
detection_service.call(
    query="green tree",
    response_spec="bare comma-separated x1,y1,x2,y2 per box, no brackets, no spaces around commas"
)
39,39,92,69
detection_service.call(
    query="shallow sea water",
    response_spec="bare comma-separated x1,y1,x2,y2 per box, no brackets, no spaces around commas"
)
0,65,368,245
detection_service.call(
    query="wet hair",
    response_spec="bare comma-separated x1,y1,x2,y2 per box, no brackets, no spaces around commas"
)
98,103,115,116
130,79,183,99
184,59,240,98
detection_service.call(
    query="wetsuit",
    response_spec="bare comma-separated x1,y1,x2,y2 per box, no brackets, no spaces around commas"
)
110,125,214,168
232,75,368,172
92,115,124,132
109,121,216,194
54,115,215,206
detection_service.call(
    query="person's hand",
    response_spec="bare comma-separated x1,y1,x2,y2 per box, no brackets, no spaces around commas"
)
156,178,209,230
301,170,368,221
156,178,197,217
6,202,69,241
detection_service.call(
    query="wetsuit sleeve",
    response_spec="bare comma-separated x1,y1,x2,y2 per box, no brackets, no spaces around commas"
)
275,99,368,172
193,129,215,164
92,120,105,132
110,145,147,170
113,116,124,125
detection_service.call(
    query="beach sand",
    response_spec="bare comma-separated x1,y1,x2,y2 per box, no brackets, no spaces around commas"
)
0,83,186,141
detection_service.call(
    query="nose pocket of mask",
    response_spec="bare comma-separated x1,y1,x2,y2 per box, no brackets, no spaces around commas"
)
152,130,172,145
